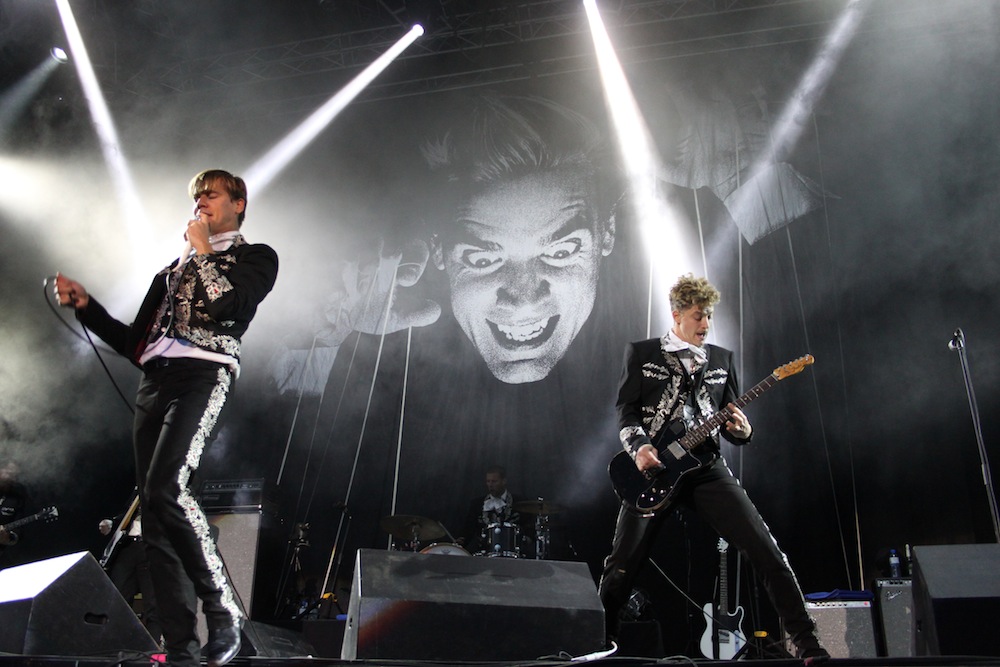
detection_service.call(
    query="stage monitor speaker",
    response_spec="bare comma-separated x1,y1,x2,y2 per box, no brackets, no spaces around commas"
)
195,509,283,644
0,551,157,656
875,578,913,657
342,549,605,661
912,543,1000,657
805,601,877,658
240,620,316,658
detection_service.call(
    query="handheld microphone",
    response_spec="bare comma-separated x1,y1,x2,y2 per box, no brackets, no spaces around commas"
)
947,328,964,351
175,212,200,272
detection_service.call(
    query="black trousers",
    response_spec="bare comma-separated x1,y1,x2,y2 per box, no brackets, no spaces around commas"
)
133,360,242,667
599,457,816,645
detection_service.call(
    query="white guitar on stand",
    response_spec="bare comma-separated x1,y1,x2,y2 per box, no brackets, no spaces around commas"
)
700,538,747,660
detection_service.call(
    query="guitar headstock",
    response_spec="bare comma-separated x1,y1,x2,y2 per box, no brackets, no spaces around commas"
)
772,355,814,380
39,506,59,522
717,537,729,553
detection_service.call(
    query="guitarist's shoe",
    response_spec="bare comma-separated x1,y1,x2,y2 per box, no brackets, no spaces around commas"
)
794,642,830,661
203,621,243,667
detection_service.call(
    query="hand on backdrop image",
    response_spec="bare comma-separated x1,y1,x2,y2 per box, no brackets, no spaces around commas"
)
267,236,441,396
318,236,440,345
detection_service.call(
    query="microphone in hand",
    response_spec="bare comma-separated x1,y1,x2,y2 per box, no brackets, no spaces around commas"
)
175,214,201,272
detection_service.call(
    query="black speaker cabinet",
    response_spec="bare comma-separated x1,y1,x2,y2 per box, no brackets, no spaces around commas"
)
240,620,316,658
195,509,283,644
875,578,913,657
342,549,605,661
912,543,1000,657
805,600,877,658
0,551,158,655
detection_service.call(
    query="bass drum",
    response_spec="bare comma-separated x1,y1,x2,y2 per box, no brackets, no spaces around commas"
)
419,542,471,556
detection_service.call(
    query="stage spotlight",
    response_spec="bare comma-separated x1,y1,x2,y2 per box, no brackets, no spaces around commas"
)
50,47,68,63
584,0,699,336
243,24,423,195
54,0,148,256
0,57,62,144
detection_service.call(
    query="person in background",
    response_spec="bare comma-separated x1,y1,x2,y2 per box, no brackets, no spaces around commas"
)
0,461,29,562
100,506,162,646
460,465,531,556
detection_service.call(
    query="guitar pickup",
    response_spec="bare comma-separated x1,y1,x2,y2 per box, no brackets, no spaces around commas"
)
666,442,687,459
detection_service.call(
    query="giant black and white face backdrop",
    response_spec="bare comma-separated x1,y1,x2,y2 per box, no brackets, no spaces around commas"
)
431,166,615,384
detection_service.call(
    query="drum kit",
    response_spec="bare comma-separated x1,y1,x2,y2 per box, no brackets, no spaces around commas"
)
380,499,566,560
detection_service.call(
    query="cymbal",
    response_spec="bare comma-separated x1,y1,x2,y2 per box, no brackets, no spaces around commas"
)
512,500,566,515
380,514,446,542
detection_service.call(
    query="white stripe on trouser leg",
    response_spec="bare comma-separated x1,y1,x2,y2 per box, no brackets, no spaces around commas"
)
176,367,242,627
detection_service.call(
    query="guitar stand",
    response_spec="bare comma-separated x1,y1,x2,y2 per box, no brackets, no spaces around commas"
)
732,631,792,660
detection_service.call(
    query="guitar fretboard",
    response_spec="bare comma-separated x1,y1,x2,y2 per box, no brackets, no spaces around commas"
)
678,373,780,451
2,507,57,531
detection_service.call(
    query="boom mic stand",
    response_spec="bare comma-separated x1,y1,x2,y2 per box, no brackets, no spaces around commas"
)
948,328,1000,542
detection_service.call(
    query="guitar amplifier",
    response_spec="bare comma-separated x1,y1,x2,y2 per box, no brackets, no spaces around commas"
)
875,578,913,656
199,478,268,512
804,600,877,658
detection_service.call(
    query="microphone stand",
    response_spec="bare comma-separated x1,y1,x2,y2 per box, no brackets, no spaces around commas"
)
949,328,1000,542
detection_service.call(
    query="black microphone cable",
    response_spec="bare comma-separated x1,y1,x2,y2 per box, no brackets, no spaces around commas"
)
43,275,135,416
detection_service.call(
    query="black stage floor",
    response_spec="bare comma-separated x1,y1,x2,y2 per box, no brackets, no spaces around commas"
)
2,654,1000,667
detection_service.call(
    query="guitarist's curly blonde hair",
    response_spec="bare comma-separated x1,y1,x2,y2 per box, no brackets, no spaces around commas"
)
669,273,721,313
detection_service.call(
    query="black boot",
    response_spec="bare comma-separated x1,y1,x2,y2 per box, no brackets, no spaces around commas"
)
203,621,243,667
790,629,829,661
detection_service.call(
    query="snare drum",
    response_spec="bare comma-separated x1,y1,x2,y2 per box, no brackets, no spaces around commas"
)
483,521,520,558
419,542,470,556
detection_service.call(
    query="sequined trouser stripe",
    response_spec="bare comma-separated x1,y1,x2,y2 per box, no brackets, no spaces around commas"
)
133,362,241,666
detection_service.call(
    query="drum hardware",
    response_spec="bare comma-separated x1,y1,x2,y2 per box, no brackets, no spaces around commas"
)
420,542,471,556
511,499,566,516
512,498,565,561
380,514,449,552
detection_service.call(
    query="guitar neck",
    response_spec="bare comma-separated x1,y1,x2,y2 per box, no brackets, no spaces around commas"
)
719,548,729,615
117,495,141,533
678,372,779,451
3,509,48,531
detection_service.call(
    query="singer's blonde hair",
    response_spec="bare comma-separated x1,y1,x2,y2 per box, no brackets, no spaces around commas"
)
189,169,247,226
669,274,720,313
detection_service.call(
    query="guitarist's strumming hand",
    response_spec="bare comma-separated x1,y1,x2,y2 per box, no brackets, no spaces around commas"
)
634,444,662,472
724,404,752,440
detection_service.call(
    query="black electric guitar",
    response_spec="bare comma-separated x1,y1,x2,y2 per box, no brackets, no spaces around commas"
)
609,355,814,514
700,538,746,660
1,505,59,535
99,494,140,569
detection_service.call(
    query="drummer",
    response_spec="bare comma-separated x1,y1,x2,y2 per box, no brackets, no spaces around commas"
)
459,466,532,556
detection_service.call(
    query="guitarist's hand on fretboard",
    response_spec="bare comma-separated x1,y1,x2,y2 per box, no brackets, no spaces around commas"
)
0,525,15,546
723,403,752,440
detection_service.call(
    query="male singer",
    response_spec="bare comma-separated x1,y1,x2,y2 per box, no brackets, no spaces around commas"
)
55,169,278,667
